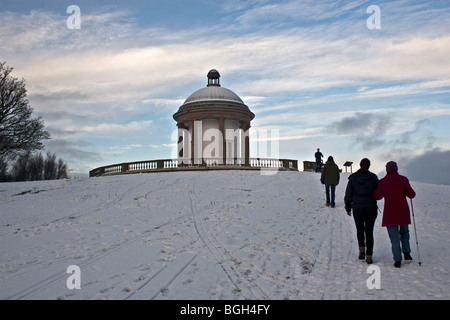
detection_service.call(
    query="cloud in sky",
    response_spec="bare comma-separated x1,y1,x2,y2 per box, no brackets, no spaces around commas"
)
400,149,450,186
328,112,391,136
1,0,449,180
326,112,391,151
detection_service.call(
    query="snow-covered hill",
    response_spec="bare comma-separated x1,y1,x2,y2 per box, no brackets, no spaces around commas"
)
1,170,449,300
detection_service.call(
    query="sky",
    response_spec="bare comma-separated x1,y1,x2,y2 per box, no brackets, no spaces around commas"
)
1,0,449,184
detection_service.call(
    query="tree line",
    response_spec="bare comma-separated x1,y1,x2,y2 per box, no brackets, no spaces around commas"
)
0,151,69,182
1,61,70,182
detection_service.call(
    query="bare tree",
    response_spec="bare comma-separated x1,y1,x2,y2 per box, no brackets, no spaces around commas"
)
29,152,44,181
44,151,57,180
4,151,70,182
10,152,30,181
0,157,10,181
0,62,50,160
57,158,69,179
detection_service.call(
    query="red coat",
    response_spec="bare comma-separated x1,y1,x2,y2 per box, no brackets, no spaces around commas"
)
373,172,416,227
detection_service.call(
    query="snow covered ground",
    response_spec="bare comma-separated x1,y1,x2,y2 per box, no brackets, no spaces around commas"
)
1,170,449,300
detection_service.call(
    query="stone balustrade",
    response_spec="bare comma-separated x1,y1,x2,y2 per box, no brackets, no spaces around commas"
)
89,158,298,177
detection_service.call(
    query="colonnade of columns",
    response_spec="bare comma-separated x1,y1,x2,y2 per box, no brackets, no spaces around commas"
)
176,118,251,166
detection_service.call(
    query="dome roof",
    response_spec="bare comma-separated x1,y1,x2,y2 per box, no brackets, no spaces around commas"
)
176,69,251,113
183,86,245,105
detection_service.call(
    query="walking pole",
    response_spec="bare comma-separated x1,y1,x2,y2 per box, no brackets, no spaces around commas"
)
410,199,422,266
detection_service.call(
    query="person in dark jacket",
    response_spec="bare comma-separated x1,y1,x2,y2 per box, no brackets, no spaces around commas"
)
344,158,379,264
373,161,416,268
321,156,340,208
315,148,323,172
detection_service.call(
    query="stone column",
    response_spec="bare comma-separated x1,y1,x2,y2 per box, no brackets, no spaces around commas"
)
177,123,186,164
191,120,195,165
240,121,251,166
219,118,225,165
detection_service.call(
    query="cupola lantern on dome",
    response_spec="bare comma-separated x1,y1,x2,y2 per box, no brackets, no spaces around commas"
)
207,69,220,87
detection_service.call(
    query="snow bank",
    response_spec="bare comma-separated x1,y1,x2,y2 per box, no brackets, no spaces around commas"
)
1,171,449,300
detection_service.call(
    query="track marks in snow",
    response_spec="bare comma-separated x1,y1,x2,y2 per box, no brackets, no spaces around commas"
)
188,188,270,299
185,175,324,299
317,212,354,299
126,252,199,300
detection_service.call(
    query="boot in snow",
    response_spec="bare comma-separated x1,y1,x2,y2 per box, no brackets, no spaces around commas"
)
366,255,373,264
394,261,401,268
358,247,365,260
404,252,413,262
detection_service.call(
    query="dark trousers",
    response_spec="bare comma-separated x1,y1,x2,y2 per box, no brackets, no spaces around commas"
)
352,207,378,255
315,160,322,172
325,184,336,206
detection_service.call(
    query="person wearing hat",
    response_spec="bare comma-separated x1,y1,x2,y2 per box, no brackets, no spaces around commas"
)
344,158,379,264
373,161,416,268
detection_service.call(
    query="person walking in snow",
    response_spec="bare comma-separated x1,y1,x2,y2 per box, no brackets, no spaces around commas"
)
344,158,379,264
315,148,323,172
321,156,340,208
373,161,416,268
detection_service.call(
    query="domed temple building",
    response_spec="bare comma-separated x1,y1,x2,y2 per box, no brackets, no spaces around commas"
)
173,69,254,166
89,69,298,177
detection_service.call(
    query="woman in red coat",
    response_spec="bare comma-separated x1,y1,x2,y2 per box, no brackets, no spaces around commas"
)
373,161,416,268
